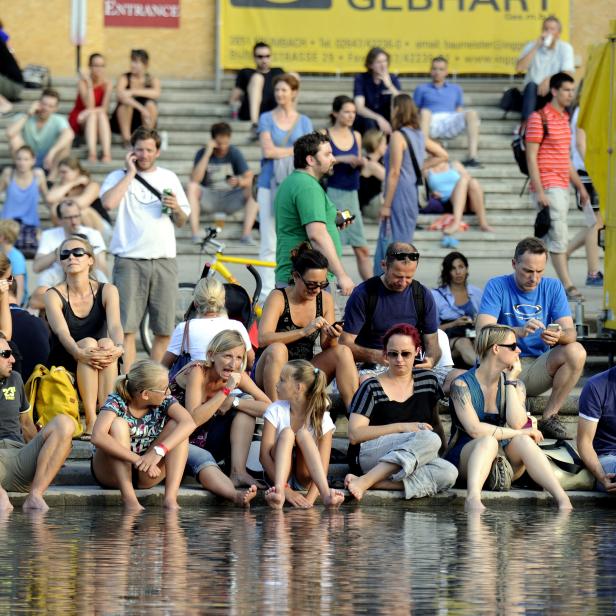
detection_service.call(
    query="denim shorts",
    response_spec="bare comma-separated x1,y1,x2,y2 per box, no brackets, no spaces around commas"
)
186,444,218,478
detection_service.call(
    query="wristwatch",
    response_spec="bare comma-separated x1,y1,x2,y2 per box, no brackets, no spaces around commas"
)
153,445,166,457
232,397,240,408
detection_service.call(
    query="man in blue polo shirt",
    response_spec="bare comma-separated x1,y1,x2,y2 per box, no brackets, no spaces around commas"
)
340,241,441,369
414,56,482,167
476,237,586,440
577,367,616,492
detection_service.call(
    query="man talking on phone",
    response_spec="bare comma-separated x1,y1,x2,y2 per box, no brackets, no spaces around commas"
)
101,127,189,370
476,237,586,440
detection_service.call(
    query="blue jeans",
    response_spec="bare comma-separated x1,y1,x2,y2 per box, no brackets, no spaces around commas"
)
522,82,551,120
598,455,616,492
186,444,218,478
359,430,458,499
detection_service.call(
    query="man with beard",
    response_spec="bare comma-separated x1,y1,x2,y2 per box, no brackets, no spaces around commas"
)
100,127,189,370
274,131,354,295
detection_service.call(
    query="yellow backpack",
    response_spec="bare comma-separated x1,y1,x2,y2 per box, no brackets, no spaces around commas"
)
24,365,83,438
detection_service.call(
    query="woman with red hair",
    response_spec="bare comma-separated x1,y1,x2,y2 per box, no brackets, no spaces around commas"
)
344,323,457,500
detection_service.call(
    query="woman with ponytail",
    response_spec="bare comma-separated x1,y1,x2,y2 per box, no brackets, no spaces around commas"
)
90,359,195,512
259,359,345,509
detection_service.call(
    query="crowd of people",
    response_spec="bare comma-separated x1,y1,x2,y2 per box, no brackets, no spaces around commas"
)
0,16,611,513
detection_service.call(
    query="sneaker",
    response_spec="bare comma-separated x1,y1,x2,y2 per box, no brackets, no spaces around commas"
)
462,158,483,168
239,235,256,246
586,271,604,287
538,416,570,440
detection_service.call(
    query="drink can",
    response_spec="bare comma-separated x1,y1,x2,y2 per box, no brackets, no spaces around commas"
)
162,188,172,214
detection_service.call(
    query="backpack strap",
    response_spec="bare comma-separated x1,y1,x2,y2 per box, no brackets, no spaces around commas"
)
132,173,162,200
410,279,426,336
356,276,383,344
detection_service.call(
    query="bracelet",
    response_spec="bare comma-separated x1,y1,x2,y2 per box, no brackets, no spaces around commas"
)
222,387,231,396
505,380,518,387
158,442,169,456
492,426,498,437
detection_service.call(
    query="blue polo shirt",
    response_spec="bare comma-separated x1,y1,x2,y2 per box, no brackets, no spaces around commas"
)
579,367,616,457
413,82,463,113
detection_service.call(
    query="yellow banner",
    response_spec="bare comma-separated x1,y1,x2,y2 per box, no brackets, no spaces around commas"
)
221,0,569,73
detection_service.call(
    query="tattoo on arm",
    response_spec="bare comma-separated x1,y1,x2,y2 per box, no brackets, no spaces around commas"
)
450,381,472,408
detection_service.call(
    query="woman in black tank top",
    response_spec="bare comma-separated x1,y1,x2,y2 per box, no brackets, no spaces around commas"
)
44,236,124,435
255,243,359,411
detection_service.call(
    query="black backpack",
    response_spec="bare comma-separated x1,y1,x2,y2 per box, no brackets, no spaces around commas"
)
499,87,523,119
511,110,548,195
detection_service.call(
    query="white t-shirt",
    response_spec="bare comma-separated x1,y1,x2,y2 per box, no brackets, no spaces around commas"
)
520,39,574,86
100,166,190,259
167,317,252,359
35,225,106,287
263,400,336,439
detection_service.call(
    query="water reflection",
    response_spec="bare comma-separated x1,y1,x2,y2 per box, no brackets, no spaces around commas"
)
0,507,615,614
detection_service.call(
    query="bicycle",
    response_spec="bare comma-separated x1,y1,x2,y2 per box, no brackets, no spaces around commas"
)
140,227,276,354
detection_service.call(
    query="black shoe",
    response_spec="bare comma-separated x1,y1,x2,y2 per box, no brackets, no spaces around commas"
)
538,416,570,440
462,158,483,168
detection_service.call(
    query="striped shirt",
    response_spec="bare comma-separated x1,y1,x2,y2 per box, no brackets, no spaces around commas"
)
526,103,571,190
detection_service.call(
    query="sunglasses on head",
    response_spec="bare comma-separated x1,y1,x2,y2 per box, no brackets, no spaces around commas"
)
390,252,420,262
386,350,414,359
299,274,329,291
0,350,13,359
498,342,519,351
60,247,90,260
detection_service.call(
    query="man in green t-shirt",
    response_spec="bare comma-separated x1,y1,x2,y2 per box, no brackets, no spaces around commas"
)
274,132,355,295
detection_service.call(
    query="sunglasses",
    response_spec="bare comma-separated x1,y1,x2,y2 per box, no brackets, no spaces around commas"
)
390,252,420,262
299,274,329,291
498,342,519,351
255,54,271,59
59,247,91,260
0,350,13,359
386,350,414,359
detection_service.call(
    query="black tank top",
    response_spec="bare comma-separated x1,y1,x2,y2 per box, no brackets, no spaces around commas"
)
275,288,323,361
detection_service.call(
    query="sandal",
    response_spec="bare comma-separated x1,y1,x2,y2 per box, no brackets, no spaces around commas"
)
566,286,585,301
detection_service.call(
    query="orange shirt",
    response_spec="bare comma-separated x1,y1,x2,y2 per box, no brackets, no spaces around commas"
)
526,103,571,191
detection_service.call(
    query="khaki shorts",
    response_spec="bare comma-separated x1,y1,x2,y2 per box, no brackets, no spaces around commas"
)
113,256,178,335
0,431,46,493
532,187,570,254
519,350,554,396
201,187,246,215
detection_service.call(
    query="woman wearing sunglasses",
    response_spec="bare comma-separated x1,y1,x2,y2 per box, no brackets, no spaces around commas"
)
44,235,124,436
255,243,359,410
446,324,571,512
344,323,457,501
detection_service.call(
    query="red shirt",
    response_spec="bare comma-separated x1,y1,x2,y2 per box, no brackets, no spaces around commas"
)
526,103,571,191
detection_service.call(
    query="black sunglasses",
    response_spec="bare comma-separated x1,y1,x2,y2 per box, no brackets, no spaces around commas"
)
390,252,420,262
60,247,90,260
0,350,13,359
386,350,414,359
498,342,519,351
299,274,329,291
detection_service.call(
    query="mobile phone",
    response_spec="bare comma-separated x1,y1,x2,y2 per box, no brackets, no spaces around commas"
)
333,320,344,328
547,323,561,332
414,349,426,365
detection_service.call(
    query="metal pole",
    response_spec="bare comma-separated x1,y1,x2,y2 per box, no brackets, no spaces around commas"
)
76,45,81,73
215,0,222,92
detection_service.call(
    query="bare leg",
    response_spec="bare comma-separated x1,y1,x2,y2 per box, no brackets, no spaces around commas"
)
229,411,257,487
419,108,432,139
241,193,259,239
162,438,188,510
467,178,493,231
312,345,358,409
451,337,477,366
247,72,265,125
443,175,470,235
91,417,143,511
352,246,373,281
75,337,101,433
265,428,295,509
187,181,203,237
97,338,119,412
542,343,586,418
144,101,158,129
97,109,112,162
8,133,25,157
116,105,134,145
255,342,288,401
465,109,480,159
344,461,400,501
197,466,257,506
567,214,602,275
84,112,98,161
122,332,137,373
151,334,171,362
550,252,575,291
47,144,72,181
442,368,466,395
459,435,498,512
0,94,12,114
295,428,343,507
505,435,572,509
23,415,74,511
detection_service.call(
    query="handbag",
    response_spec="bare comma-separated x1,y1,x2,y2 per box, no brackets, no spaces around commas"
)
538,439,595,491
169,320,192,380
272,115,301,186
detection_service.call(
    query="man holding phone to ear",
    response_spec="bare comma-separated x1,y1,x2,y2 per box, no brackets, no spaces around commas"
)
476,237,586,440
101,127,189,371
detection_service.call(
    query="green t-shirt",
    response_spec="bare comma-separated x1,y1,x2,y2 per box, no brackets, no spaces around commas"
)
275,171,342,284
22,113,69,157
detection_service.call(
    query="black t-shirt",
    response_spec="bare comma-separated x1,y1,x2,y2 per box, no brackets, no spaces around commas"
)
0,371,30,443
235,67,284,121
0,39,23,84
10,305,50,382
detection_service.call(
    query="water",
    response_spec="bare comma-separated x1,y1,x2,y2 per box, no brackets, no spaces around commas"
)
1,506,616,614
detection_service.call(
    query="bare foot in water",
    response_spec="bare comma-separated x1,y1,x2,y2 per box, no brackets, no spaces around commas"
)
231,472,265,489
124,499,145,513
344,474,368,501
22,493,49,512
323,489,345,508
557,496,573,511
464,496,486,513
234,485,258,507
265,486,285,510
0,491,14,512
164,499,181,511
